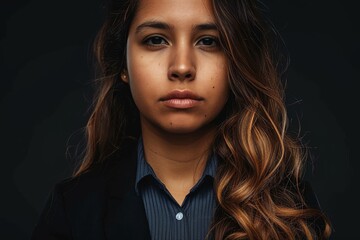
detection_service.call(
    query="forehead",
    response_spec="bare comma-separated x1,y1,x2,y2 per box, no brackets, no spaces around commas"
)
132,0,215,26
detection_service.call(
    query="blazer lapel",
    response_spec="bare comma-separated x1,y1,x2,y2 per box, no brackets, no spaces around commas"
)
105,190,151,240
103,140,151,240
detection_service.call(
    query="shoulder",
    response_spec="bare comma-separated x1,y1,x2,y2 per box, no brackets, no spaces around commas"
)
45,138,139,218
31,140,139,239
53,164,113,209
56,141,138,205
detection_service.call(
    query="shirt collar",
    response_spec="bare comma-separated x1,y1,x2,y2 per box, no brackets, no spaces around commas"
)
135,137,154,194
135,137,218,195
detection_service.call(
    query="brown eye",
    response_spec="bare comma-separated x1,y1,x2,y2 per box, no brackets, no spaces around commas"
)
144,36,168,45
197,37,218,46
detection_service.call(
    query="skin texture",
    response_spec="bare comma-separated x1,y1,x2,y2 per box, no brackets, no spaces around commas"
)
125,0,228,134
124,0,229,205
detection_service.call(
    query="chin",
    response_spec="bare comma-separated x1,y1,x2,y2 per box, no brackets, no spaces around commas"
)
142,114,218,135
160,119,214,135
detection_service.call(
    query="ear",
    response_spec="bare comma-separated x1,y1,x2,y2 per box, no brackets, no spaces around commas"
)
120,69,129,83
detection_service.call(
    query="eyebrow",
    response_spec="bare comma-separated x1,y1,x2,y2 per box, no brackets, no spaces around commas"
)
193,23,218,32
135,21,172,33
135,20,218,34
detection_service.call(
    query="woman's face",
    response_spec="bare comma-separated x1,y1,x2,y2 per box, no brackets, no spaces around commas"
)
125,0,229,134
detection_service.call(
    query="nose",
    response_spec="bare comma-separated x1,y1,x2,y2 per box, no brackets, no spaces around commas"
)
167,46,196,82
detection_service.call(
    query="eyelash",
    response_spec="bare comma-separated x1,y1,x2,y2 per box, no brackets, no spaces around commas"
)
142,36,219,49
197,37,219,47
143,36,168,46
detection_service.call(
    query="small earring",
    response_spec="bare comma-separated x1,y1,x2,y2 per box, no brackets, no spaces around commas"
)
121,73,127,81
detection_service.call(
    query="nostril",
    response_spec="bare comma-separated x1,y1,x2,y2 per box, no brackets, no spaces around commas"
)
168,68,195,81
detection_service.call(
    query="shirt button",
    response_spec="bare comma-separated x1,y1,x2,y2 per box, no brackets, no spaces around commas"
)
175,212,183,221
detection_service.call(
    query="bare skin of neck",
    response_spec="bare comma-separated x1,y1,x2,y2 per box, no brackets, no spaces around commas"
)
141,120,216,206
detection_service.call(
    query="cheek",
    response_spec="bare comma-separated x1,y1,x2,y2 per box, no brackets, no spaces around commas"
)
211,84,229,113
210,80,229,116
210,62,229,105
127,51,165,88
127,60,165,111
128,75,153,108
127,57,151,95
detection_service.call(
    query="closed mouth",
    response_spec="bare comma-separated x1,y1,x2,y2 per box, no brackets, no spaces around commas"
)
160,90,203,101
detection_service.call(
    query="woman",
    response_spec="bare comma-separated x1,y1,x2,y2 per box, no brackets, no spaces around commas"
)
31,0,332,239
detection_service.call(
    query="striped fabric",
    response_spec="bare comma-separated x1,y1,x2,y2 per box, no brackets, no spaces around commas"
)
135,139,218,240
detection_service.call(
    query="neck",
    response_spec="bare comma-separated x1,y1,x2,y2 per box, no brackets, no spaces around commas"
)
141,121,216,186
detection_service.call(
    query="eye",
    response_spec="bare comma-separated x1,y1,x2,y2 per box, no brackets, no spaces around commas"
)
143,36,168,46
197,37,218,47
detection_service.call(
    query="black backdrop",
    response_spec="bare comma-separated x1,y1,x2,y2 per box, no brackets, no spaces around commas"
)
0,0,355,239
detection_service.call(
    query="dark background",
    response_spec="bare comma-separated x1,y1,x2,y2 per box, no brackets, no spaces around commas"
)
0,0,355,239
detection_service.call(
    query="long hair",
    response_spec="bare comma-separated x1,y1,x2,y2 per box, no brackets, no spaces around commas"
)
74,0,331,239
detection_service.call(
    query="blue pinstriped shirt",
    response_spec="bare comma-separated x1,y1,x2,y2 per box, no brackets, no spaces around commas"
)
135,139,217,240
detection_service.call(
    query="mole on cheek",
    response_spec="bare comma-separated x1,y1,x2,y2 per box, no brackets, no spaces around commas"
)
170,122,173,126
204,114,207,118
212,86,215,89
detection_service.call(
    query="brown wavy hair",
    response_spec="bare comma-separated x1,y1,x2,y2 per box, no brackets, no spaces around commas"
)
74,0,332,239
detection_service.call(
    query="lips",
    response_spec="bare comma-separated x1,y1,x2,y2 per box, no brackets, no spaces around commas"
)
160,90,203,109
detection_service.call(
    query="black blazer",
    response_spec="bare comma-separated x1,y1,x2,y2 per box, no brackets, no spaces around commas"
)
31,140,323,240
